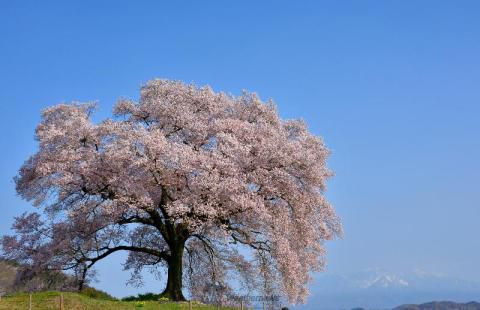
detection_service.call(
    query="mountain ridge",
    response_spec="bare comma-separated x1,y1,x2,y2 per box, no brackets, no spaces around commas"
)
393,301,480,310
295,269,480,310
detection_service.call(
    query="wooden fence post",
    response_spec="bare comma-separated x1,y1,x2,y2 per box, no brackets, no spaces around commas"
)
60,293,64,310
240,300,244,310
29,293,32,310
189,300,192,310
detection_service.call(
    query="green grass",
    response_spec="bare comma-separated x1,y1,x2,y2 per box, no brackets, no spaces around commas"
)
0,291,234,310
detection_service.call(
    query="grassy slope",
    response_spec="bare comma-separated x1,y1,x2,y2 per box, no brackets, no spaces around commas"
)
0,291,230,310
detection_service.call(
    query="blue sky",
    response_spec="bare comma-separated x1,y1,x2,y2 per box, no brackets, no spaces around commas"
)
1,0,479,302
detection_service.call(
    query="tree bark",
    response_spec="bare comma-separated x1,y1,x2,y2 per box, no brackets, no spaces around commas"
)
160,242,186,301
78,267,88,291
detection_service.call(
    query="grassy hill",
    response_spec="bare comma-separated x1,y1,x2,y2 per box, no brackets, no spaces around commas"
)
0,259,80,293
0,291,232,310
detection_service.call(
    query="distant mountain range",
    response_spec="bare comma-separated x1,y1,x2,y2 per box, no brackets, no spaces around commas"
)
394,301,480,310
295,269,480,310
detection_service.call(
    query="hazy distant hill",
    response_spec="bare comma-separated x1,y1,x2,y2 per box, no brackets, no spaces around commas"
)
394,301,480,310
0,259,78,294
0,260,18,294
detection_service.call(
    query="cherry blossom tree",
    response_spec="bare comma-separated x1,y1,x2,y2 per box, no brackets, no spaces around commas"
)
1,79,341,303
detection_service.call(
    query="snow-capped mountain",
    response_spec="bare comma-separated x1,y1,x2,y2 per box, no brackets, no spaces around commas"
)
294,269,480,310
358,273,409,289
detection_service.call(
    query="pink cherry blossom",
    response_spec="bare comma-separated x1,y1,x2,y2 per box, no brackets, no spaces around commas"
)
2,79,342,303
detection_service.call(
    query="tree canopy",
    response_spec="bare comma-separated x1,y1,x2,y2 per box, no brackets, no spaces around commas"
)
1,79,341,303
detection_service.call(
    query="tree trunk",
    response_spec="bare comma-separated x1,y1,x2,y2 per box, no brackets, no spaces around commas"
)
160,243,186,301
78,267,87,291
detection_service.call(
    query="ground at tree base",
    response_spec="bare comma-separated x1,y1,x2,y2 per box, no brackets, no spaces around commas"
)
0,291,237,310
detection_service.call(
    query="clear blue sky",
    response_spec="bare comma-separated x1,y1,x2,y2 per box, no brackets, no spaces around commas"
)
1,0,479,300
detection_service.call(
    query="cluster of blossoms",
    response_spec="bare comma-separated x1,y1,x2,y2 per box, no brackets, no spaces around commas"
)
2,79,341,303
